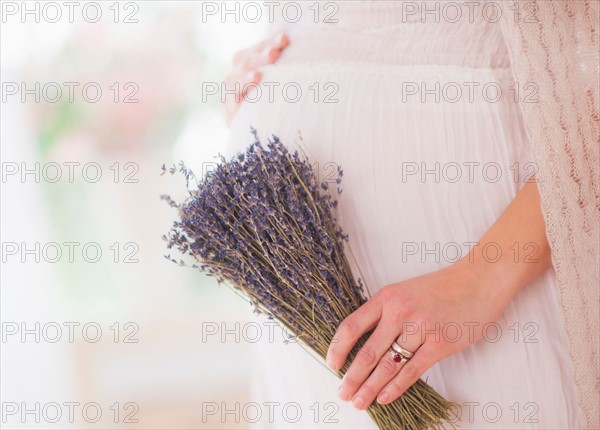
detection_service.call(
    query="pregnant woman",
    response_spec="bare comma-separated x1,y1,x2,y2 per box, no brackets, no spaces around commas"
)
223,2,598,429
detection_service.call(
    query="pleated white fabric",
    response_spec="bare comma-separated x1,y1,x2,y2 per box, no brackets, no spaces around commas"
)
225,2,582,428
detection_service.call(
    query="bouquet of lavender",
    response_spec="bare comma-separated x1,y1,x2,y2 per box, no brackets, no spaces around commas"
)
162,130,458,430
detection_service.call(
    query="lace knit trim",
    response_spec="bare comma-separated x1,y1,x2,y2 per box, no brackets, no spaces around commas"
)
499,1,600,428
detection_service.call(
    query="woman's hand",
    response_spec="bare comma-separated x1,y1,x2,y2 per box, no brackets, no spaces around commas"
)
327,180,552,410
327,261,501,410
224,32,289,126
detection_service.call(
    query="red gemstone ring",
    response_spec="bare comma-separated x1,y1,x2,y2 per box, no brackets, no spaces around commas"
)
389,342,414,364
389,349,407,364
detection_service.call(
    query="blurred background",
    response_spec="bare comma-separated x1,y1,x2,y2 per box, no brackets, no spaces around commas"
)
1,2,272,428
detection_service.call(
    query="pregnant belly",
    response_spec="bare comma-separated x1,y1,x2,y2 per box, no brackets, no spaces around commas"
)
227,60,532,291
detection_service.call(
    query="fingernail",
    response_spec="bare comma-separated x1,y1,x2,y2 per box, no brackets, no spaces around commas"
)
338,386,351,401
352,396,365,410
246,71,259,82
330,358,340,372
261,47,275,62
274,32,286,46
377,392,389,404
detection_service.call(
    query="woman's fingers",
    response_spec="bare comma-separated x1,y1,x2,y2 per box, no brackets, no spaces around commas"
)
346,346,401,409
233,32,288,74
377,342,439,405
235,45,277,74
224,70,261,126
225,70,261,101
273,32,289,49
258,32,288,66
333,305,398,402
349,336,424,410
335,319,398,403
326,299,381,372
225,32,288,126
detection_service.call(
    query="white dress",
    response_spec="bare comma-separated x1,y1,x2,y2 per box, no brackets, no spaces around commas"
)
226,2,582,428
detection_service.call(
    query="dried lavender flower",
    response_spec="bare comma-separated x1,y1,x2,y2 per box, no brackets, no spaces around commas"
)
163,129,458,430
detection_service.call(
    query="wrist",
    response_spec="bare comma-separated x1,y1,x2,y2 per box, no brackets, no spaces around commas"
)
453,247,520,306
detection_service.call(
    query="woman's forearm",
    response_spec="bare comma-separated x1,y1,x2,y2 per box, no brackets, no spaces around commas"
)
458,178,552,304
